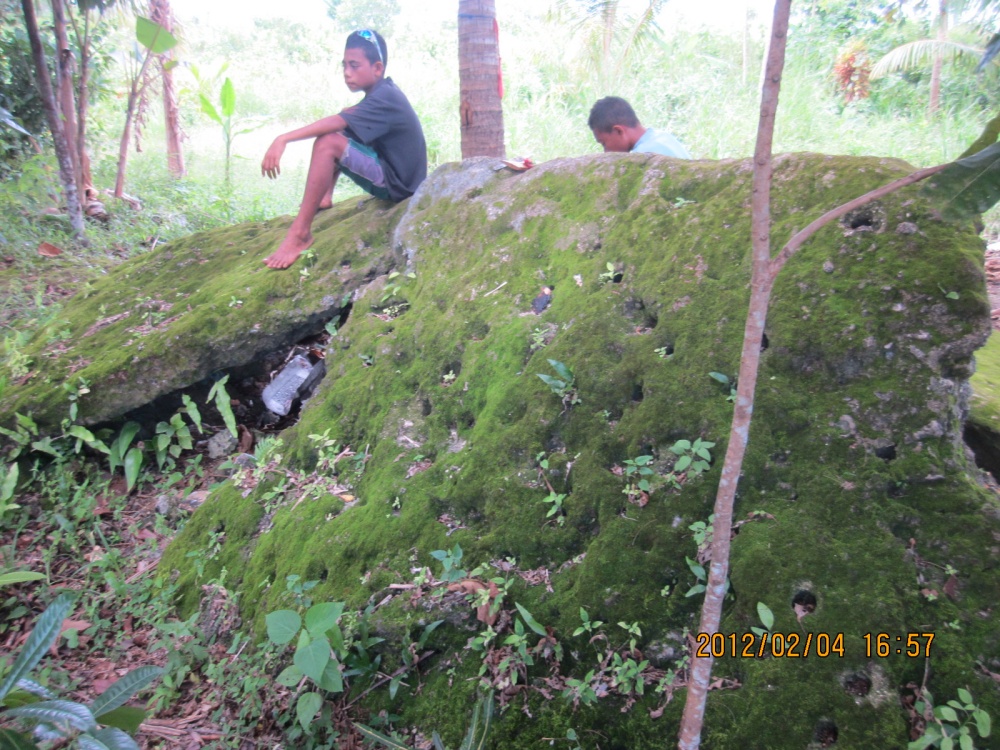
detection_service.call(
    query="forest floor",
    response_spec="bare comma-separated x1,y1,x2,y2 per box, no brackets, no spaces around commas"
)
3,234,1000,750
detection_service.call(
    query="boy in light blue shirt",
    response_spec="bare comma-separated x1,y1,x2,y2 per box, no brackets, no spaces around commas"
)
588,96,691,159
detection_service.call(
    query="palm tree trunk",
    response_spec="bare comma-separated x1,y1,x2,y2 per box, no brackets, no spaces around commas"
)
150,0,185,178
929,0,947,115
21,0,86,242
458,0,505,159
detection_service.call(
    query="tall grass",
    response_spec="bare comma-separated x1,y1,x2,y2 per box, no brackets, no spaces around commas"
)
3,0,999,265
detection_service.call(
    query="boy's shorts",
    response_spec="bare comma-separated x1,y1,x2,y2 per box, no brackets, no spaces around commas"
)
339,140,392,201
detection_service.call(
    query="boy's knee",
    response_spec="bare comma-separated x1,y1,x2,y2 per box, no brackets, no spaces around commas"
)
315,133,348,159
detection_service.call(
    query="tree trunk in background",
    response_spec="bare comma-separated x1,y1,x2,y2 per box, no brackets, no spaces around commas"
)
458,0,505,158
69,2,96,201
51,0,82,198
150,0,185,178
21,0,87,242
929,0,947,115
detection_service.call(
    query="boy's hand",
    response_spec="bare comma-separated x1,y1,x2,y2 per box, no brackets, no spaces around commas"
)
261,138,286,179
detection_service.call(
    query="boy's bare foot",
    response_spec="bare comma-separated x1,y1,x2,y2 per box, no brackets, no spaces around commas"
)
264,234,314,269
317,200,333,211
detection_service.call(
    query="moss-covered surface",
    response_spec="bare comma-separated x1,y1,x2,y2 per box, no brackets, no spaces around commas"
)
12,153,1000,747
0,197,405,429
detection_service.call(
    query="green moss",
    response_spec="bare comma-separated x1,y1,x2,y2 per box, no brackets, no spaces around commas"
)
15,154,1000,748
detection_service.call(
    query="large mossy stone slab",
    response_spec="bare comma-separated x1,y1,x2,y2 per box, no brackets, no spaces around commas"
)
0,199,405,429
11,153,1000,748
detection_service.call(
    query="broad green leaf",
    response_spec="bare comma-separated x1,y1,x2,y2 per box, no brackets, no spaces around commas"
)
275,665,302,687
123,447,142,492
317,658,343,693
0,728,37,750
670,439,692,453
220,78,236,118
957,688,973,705
907,733,939,750
199,93,222,125
0,571,45,587
959,733,973,750
265,610,301,645
974,708,991,736
1,463,19,501
685,557,705,579
4,699,97,732
94,706,146,734
353,723,411,749
68,425,97,444
304,602,344,637
514,603,547,637
547,359,573,382
685,584,706,597
674,455,692,472
91,727,140,750
294,637,331,683
296,691,323,731
91,666,163,717
756,602,774,630
536,373,566,390
0,593,76,701
135,16,177,54
709,371,730,384
181,396,202,434
922,141,1000,221
935,705,959,723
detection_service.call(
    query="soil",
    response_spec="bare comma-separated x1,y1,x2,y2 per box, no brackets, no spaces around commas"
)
986,242,1000,331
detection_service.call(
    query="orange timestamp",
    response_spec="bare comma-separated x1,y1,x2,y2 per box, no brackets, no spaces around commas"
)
694,631,936,659
695,631,846,659
862,632,935,658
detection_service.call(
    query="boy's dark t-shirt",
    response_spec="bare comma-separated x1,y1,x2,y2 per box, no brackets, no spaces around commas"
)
340,77,427,202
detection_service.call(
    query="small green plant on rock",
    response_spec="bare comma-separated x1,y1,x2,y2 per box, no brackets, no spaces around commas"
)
599,262,619,283
665,438,714,488
537,359,580,408
708,371,737,401
622,455,655,504
909,687,991,749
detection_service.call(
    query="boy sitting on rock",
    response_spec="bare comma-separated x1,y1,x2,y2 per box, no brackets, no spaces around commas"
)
588,96,691,159
261,29,427,269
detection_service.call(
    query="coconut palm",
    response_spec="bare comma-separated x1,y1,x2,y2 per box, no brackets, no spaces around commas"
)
552,0,668,92
458,0,505,157
871,0,1000,114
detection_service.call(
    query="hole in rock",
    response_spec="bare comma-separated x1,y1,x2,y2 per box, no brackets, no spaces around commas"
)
421,398,433,416
874,444,897,461
886,480,906,499
964,421,1000,483
612,272,624,283
761,332,769,351
843,672,872,697
841,205,883,232
813,720,838,747
631,382,644,403
792,589,817,617
99,299,354,454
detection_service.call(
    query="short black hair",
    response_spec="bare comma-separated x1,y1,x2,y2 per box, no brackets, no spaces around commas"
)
345,29,387,68
588,96,640,132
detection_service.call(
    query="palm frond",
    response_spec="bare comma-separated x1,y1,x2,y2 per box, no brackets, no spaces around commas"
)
871,39,984,78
